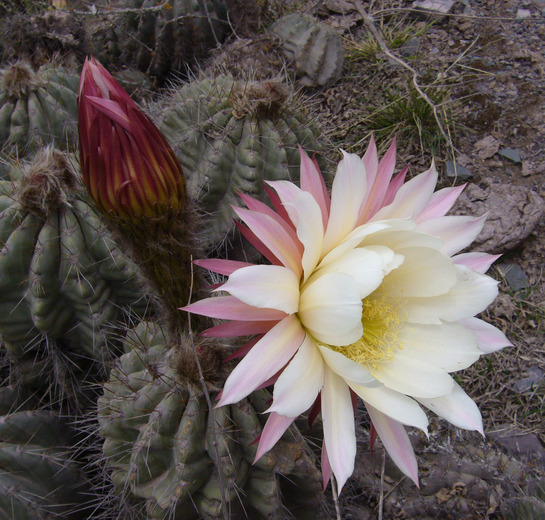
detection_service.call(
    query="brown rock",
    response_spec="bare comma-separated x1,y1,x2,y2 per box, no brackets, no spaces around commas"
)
452,181,545,253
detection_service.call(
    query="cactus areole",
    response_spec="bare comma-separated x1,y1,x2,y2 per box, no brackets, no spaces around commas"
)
78,57,186,222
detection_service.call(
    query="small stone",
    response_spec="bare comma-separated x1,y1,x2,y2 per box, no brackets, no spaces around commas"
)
498,148,522,163
521,161,535,176
474,136,500,160
496,262,529,291
445,160,473,180
413,0,456,16
399,37,420,57
512,367,544,393
516,8,532,18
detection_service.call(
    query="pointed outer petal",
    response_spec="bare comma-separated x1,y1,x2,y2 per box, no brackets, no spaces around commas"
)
371,163,438,222
361,135,378,187
350,383,428,432
308,394,321,429
321,441,333,490
416,184,466,223
268,181,325,282
321,367,356,492
233,207,302,276
452,252,501,274
312,246,397,300
264,185,295,230
382,165,409,209
364,403,419,486
375,352,455,398
405,265,499,324
85,96,132,132
201,320,276,338
317,345,378,387
397,322,481,372
317,221,391,269
458,317,512,354
254,413,295,461
193,258,254,276
255,369,282,391
298,146,330,228
268,335,325,417
237,191,302,253
323,151,368,254
216,265,300,314
369,423,378,453
223,338,260,362
379,247,458,298
358,137,397,222
299,272,363,347
416,215,487,257
217,315,305,406
417,381,483,434
236,221,281,266
181,296,287,321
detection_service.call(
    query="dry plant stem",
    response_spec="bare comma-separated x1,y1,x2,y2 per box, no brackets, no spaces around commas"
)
352,0,452,148
331,475,342,520
186,259,230,520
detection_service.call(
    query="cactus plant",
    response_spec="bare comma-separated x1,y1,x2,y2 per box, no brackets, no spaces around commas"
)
270,13,344,87
155,75,326,250
0,387,92,519
98,320,324,520
0,147,151,400
0,61,79,160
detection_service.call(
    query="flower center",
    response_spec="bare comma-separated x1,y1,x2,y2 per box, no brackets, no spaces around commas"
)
328,297,406,374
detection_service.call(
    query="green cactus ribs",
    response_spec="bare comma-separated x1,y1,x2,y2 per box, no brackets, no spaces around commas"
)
155,74,327,252
0,385,92,519
0,147,150,404
0,61,79,163
98,321,325,520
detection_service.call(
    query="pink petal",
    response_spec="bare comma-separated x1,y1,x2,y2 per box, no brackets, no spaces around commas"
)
264,185,294,228
86,96,132,132
194,258,253,276
458,317,512,353
201,321,276,337
358,137,397,222
299,146,330,228
321,367,356,492
416,215,487,257
181,295,287,321
234,207,302,276
223,338,260,362
364,403,419,486
323,151,368,253
361,135,378,187
416,184,466,222
321,441,333,490
236,221,281,266
381,165,409,208
217,315,305,406
452,252,501,274
254,413,295,461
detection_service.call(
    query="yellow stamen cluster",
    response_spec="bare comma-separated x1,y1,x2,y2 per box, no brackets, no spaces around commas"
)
329,297,406,374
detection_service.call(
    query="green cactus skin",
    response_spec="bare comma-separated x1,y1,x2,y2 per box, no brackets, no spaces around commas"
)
0,387,92,520
98,321,324,520
0,148,150,399
271,14,344,87
155,75,325,251
0,61,79,159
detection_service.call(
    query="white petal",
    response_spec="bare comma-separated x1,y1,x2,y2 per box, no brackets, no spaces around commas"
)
299,272,363,347
359,225,443,251
217,315,305,406
269,335,324,417
217,265,300,314
379,247,458,298
321,367,356,492
416,382,483,434
350,383,428,432
458,317,512,353
318,345,377,386
405,265,499,324
398,322,481,372
314,246,398,300
376,352,454,398
323,151,368,253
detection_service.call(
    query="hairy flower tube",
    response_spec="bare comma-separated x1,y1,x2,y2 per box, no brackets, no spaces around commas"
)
181,138,511,491
78,57,185,220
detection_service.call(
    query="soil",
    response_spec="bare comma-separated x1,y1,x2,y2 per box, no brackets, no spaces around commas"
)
1,0,544,518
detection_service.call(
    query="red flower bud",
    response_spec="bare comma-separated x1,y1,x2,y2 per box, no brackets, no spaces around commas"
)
78,57,185,220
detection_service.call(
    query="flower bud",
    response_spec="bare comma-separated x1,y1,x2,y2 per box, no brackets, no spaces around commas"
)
78,57,185,220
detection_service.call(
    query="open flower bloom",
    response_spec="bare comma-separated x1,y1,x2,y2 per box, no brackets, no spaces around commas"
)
78,57,185,220
181,137,511,491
